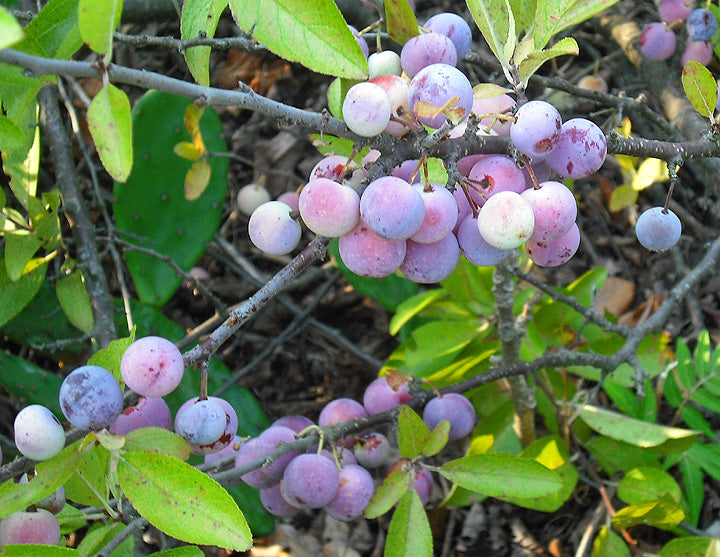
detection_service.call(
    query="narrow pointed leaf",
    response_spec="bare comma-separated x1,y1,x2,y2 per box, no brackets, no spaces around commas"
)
181,0,228,86
385,490,432,557
228,0,368,79
682,61,717,118
117,451,251,551
87,83,133,182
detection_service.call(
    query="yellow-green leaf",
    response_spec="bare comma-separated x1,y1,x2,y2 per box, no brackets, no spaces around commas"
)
87,83,133,182
608,184,638,213
384,0,420,45
517,36,579,86
632,158,668,191
117,451,251,551
0,6,24,49
173,141,205,161
78,0,123,56
56,269,94,333
472,83,514,98
467,0,516,81
534,0,623,50
184,160,212,201
682,60,717,118
612,499,685,531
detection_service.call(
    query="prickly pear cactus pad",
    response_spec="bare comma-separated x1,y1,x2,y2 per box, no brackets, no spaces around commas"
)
113,91,228,306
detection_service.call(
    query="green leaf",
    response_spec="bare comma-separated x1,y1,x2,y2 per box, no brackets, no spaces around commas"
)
0,6,24,49
1,98,41,209
0,441,89,518
62,442,112,508
151,548,205,557
533,0,622,51
501,436,578,511
228,0,368,80
389,289,447,335
466,0,516,81
579,405,699,453
4,232,43,282
682,60,717,118
365,470,411,519
0,350,64,413
679,456,704,526
385,490,432,557
0,257,47,327
117,451,251,551
87,332,135,381
123,427,191,461
76,521,127,557
405,320,481,368
659,536,720,557
423,420,450,457
113,91,228,306
326,77,362,119
617,466,682,505
612,499,685,531
384,0,419,45
609,183,638,212
56,504,88,534
78,0,122,55
17,0,83,59
509,0,537,33
591,526,631,557
56,269,94,333
517,36,579,86
0,115,26,151
0,547,80,556
181,0,228,86
87,83,133,183
440,453,562,500
586,436,660,476
398,405,431,459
